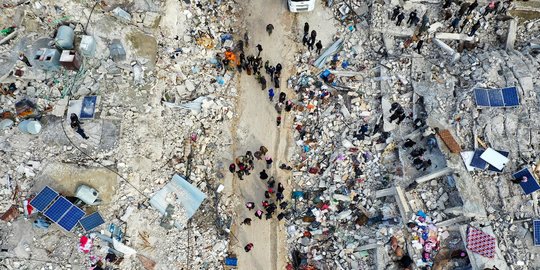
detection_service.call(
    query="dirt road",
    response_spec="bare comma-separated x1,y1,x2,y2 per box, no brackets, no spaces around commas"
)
226,1,338,269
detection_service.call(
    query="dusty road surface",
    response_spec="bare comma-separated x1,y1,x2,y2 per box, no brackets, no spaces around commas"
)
225,1,338,270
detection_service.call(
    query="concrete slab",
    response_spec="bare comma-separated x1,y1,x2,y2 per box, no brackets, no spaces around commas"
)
435,32,475,42
415,167,453,184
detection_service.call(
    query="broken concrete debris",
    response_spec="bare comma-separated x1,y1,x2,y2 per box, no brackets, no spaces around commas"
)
0,0,539,269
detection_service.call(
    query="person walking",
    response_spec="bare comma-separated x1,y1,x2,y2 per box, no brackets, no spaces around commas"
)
241,218,252,225
467,0,478,14
259,75,267,90
407,10,418,26
310,30,317,41
278,183,285,193
266,24,274,35
276,116,281,127
302,35,309,46
416,39,424,54
244,243,254,252
246,202,255,210
315,40,323,54
391,6,401,20
469,20,481,36
304,22,309,37
268,88,275,101
18,52,32,67
280,201,288,210
451,17,460,32
259,169,269,180
307,37,315,51
396,12,405,26
256,44,263,57
279,92,287,103
229,163,236,173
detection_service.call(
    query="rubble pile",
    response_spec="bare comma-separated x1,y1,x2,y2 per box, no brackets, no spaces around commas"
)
1,0,248,269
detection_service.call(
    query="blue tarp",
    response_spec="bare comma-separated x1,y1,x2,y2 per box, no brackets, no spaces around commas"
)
150,174,207,229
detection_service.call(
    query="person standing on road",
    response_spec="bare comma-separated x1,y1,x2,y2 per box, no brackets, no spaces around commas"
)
260,145,268,155
310,30,317,42
266,24,274,35
304,22,309,37
255,209,263,219
241,218,252,225
244,243,254,252
275,63,282,76
265,155,273,169
268,88,275,101
256,44,263,57
246,202,255,210
259,75,267,90
315,40,323,54
229,163,236,173
259,169,269,180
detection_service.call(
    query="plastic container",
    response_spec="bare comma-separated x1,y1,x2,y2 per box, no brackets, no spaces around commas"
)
80,35,96,57
0,119,14,130
55,25,74,49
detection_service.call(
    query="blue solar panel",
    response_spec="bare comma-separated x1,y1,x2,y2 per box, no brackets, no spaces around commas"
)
474,89,490,106
502,87,519,106
534,220,540,246
58,206,85,231
488,89,504,107
487,150,509,172
79,212,105,231
513,168,540,195
44,197,72,222
470,149,487,169
30,186,58,212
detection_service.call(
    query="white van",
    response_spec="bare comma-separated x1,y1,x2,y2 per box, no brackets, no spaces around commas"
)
288,0,316,12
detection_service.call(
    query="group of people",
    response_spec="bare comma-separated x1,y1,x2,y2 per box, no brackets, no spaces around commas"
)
301,22,323,54
403,138,433,171
390,6,429,54
229,146,273,180
233,146,290,253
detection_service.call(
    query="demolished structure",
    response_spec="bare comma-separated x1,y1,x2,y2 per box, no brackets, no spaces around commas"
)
0,0,539,269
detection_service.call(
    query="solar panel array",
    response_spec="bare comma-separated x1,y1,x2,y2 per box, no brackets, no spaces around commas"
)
474,87,520,107
534,220,540,246
79,212,105,231
28,186,90,232
30,186,58,211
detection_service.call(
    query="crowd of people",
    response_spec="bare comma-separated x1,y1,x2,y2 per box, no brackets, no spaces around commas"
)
389,0,513,55
231,145,291,253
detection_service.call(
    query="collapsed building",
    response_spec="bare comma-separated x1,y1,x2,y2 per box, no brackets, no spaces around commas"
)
0,0,539,269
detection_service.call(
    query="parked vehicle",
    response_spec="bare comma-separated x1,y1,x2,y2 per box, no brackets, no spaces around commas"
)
288,0,315,12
